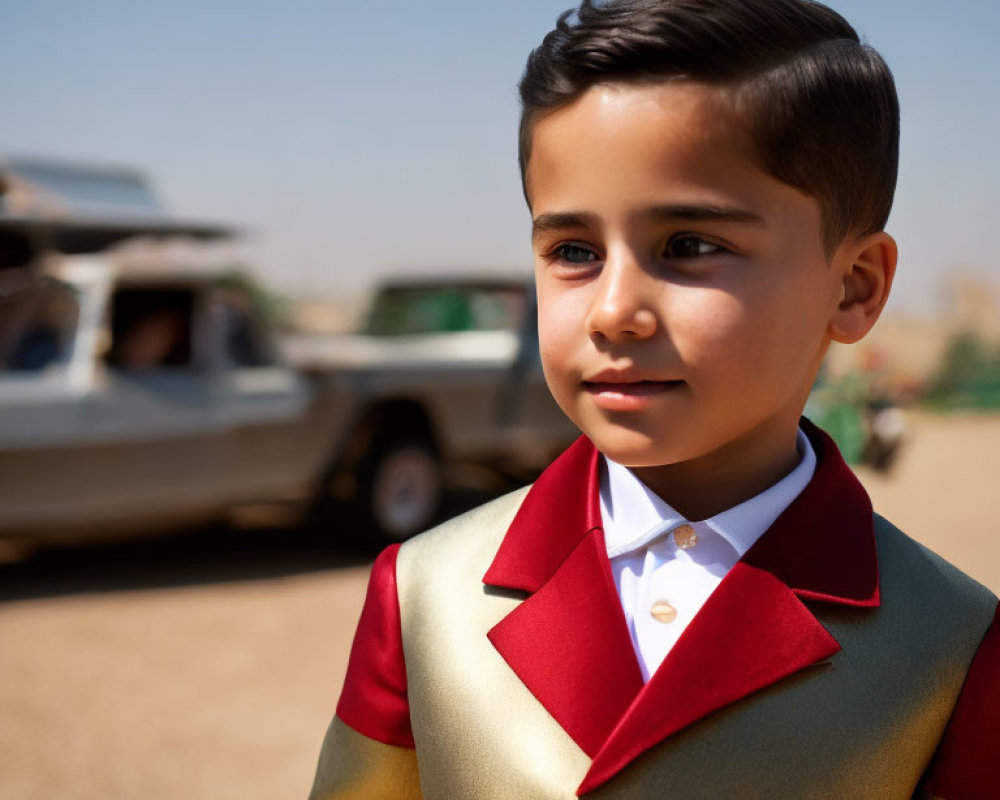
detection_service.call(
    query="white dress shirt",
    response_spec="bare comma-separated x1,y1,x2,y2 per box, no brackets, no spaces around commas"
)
600,428,817,681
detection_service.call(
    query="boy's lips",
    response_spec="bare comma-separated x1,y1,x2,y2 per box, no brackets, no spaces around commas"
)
581,375,685,411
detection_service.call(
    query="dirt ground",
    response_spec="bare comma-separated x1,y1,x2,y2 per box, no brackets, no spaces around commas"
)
855,412,1000,593
0,411,997,800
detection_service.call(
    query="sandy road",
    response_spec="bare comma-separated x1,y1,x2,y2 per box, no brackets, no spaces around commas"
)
856,412,1000,593
0,412,997,800
0,555,371,799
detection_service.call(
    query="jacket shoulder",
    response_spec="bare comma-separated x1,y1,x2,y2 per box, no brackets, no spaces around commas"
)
396,485,531,587
872,516,1000,800
874,512,997,617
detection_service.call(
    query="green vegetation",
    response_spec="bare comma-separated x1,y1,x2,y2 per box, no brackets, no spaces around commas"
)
924,331,1000,410
806,371,870,464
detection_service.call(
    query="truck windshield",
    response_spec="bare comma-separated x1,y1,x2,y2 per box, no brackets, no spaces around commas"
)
0,274,79,373
364,286,526,336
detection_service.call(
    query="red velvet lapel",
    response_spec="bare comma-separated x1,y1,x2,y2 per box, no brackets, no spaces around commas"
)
484,436,604,594
487,529,645,758
485,437,645,756
577,559,841,793
484,421,880,795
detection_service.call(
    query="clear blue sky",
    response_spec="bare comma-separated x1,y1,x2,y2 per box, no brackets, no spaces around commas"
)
2,0,998,313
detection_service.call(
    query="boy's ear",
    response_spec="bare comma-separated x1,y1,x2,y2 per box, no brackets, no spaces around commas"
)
829,231,897,344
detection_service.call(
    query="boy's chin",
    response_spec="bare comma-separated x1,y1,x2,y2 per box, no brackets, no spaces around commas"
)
585,427,690,469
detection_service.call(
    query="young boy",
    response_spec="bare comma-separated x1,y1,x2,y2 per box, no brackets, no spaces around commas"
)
310,1,999,797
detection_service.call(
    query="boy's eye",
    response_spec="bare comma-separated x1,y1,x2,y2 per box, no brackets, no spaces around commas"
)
664,235,724,259
554,243,599,264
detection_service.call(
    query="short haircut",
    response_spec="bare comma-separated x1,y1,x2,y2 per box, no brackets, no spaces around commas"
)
518,0,899,250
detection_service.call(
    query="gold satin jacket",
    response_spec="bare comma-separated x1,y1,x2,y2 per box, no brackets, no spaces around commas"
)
311,426,1000,799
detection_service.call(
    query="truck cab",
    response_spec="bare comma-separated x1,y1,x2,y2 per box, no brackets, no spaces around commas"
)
0,253,312,540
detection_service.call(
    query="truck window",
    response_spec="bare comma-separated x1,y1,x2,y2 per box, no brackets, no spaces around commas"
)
364,287,526,336
214,289,276,368
0,274,79,373
105,288,194,372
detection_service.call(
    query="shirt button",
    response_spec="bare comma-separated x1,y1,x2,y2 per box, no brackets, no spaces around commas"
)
673,523,698,550
650,600,678,623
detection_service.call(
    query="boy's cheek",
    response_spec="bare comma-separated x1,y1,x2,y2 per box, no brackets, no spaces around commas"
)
538,340,573,399
536,303,577,368
537,335,581,414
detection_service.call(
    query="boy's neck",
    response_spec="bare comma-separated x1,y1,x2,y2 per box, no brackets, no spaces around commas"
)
631,418,805,522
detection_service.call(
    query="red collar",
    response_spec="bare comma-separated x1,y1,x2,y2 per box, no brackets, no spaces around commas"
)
485,418,878,607
483,419,879,794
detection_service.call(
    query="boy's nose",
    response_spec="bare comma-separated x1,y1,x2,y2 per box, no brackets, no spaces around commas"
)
586,252,658,342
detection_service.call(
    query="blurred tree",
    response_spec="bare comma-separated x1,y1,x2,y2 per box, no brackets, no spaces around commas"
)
925,331,1000,409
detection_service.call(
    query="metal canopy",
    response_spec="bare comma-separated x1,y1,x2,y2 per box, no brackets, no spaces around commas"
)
0,215,235,254
0,157,236,255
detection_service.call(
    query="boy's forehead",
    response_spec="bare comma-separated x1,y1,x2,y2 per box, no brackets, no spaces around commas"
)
525,81,764,212
584,80,727,118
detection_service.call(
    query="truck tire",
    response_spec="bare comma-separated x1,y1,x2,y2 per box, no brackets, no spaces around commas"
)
359,432,442,542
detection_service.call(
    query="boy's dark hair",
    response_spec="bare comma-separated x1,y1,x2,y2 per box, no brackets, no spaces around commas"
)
519,0,899,250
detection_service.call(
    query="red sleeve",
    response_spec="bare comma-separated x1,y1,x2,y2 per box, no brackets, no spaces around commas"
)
923,600,1000,800
335,544,414,748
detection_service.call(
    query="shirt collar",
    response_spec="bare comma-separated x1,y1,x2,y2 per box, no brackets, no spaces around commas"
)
484,418,877,608
601,429,816,559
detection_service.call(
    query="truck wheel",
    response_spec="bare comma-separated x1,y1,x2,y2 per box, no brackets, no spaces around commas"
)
361,435,442,541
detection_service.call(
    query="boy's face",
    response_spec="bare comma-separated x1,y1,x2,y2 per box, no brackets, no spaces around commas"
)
527,81,850,483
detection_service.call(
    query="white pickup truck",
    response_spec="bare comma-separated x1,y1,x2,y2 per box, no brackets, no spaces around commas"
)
0,256,578,544
287,276,577,537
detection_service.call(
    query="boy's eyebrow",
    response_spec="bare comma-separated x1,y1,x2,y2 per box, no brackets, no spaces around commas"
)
645,204,765,225
531,212,594,237
531,204,765,238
